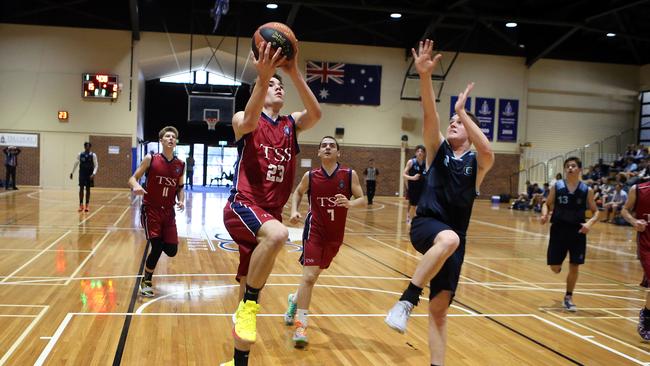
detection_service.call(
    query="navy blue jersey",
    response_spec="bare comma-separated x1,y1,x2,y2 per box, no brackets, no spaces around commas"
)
79,152,95,174
550,180,588,225
407,157,426,191
416,141,478,235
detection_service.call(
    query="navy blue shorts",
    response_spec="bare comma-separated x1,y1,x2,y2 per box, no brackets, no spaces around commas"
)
547,223,586,265
410,216,466,301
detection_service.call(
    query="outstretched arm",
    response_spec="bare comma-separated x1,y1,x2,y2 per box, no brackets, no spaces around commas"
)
232,42,285,140
413,40,444,167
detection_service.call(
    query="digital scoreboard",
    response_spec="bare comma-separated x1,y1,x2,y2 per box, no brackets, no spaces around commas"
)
82,73,118,99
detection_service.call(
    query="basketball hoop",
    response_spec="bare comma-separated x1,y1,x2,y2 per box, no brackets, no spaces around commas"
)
205,118,218,130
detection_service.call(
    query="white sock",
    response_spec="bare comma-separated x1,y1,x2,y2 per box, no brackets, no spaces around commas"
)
297,309,309,327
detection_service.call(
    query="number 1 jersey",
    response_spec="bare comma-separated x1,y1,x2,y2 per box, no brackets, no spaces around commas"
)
229,113,299,210
305,164,352,245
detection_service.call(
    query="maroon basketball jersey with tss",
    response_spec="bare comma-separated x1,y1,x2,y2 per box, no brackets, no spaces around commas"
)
229,113,299,210
144,153,185,208
305,164,352,244
636,181,650,249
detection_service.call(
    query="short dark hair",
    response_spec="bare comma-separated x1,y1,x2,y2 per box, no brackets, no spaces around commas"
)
320,135,339,149
415,144,426,152
250,73,283,92
84,142,91,148
564,156,582,169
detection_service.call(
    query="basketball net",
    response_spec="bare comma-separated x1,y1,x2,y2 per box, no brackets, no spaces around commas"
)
206,118,218,130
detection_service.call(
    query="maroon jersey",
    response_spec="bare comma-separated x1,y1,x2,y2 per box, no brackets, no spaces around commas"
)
305,164,352,244
230,113,299,210
636,181,650,249
144,153,185,208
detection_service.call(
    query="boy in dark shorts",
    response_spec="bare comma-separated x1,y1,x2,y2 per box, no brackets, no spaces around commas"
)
541,156,598,311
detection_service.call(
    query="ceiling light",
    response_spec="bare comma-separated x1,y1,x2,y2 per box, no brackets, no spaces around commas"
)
606,32,616,37
266,3,278,9
505,22,517,28
390,13,402,19
519,44,525,48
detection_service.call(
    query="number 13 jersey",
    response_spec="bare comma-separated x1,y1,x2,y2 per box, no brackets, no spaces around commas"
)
229,112,299,210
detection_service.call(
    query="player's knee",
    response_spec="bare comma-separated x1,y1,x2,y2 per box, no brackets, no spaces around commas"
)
163,244,178,257
550,265,561,273
303,272,319,286
266,226,289,248
436,231,460,256
429,303,448,321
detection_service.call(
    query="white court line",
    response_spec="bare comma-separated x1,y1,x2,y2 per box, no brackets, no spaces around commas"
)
107,192,125,204
77,205,106,226
202,228,216,251
365,236,419,259
0,248,91,252
534,313,649,364
39,337,51,340
470,219,637,257
0,314,37,318
112,206,131,227
0,305,49,366
34,313,72,366
347,217,386,233
135,283,474,315
0,230,71,283
64,231,111,285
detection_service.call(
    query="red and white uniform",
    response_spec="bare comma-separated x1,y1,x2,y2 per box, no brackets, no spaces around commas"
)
301,164,352,269
636,181,650,287
223,113,299,279
141,153,184,244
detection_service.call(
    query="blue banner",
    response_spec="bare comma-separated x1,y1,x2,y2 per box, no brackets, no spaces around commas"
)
497,99,518,142
474,97,495,140
450,96,471,118
305,61,381,105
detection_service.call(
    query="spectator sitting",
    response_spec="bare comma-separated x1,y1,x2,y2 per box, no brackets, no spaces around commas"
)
603,183,627,223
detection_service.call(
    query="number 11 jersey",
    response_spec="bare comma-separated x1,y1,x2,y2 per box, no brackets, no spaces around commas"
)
229,112,299,210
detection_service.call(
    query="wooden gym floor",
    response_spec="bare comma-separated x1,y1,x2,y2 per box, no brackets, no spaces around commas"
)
0,187,648,365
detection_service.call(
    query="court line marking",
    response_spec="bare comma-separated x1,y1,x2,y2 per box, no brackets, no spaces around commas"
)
531,313,648,365
0,230,72,283
64,231,111,285
112,206,131,227
0,248,92,252
202,228,216,251
34,313,72,366
77,205,106,226
107,192,125,204
540,310,650,362
32,312,649,365
0,314,38,318
347,217,386,233
470,219,637,258
0,305,49,366
134,283,474,315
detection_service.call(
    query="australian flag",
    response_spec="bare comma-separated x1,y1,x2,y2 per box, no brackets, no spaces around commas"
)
306,61,381,105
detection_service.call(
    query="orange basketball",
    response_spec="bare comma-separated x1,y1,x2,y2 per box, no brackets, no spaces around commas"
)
252,22,298,65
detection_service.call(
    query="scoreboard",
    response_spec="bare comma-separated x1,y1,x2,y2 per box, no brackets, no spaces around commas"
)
82,73,118,99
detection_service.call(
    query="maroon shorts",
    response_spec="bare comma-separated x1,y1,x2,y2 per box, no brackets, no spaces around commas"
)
640,244,650,288
300,236,342,269
140,205,178,244
223,201,282,280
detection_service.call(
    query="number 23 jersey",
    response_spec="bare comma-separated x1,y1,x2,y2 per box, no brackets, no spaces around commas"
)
229,112,299,210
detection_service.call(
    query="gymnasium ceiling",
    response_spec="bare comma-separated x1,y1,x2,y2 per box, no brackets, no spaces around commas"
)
2,0,650,66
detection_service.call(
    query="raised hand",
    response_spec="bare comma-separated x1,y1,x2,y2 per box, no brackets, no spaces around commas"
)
455,82,475,113
252,41,286,81
411,39,442,76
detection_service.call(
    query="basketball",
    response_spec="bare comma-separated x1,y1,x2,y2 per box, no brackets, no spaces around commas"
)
252,22,298,65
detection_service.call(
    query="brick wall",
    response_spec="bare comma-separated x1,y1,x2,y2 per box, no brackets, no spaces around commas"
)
295,143,519,199
1,134,40,187
89,135,132,188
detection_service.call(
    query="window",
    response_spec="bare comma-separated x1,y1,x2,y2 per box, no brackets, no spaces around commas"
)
640,91,650,144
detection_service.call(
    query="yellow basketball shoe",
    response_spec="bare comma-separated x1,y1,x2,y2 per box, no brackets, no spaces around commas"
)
233,300,260,343
219,360,234,366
